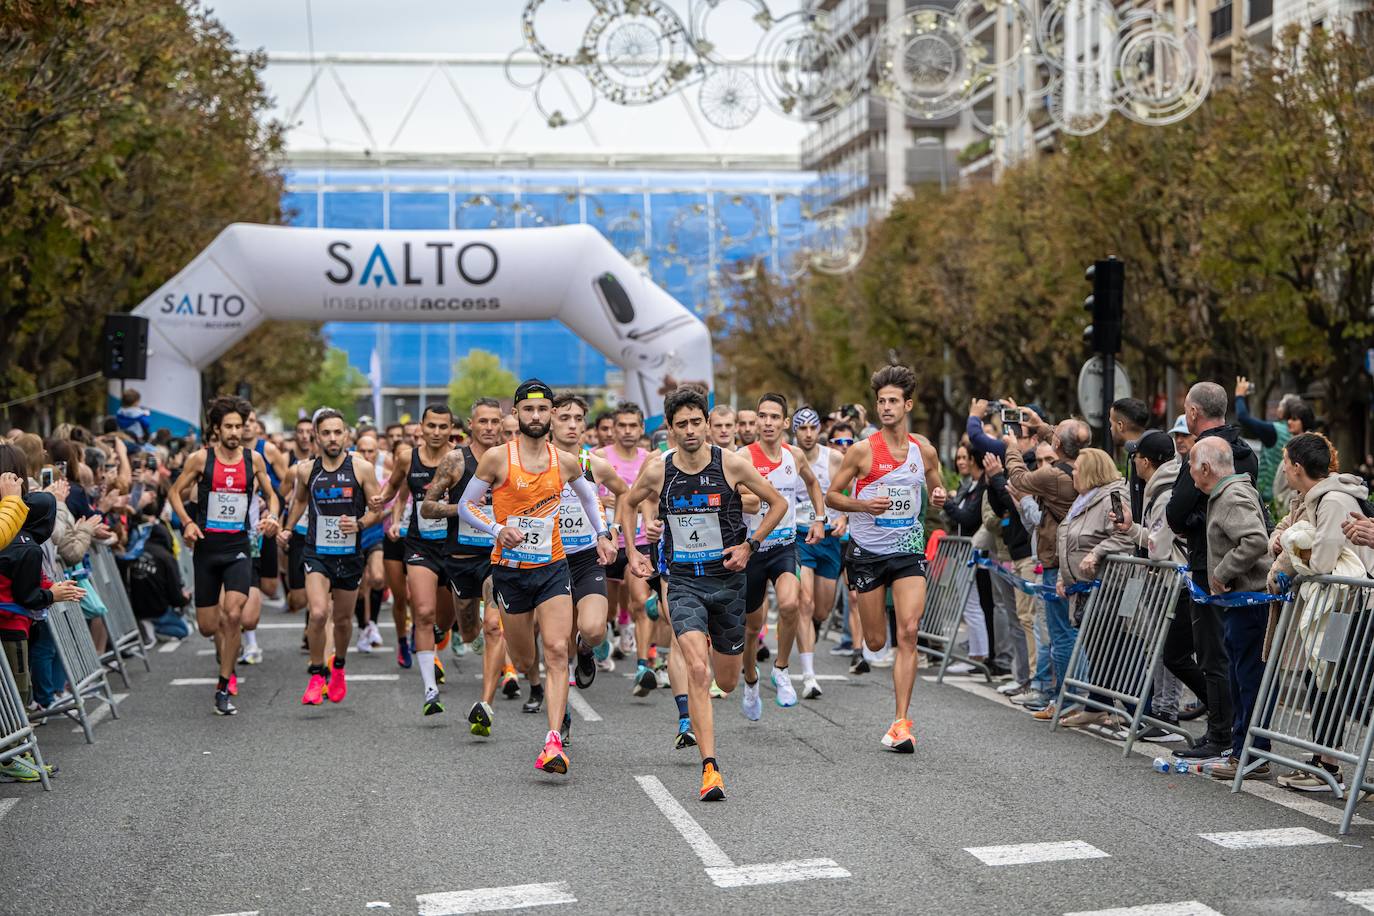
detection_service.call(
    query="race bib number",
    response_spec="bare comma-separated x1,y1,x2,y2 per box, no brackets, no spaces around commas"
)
559,493,595,551
671,513,724,562
751,498,796,547
315,515,356,554
505,515,554,564
877,485,917,529
416,510,447,541
458,513,495,547
796,495,817,527
293,516,308,536
207,492,248,532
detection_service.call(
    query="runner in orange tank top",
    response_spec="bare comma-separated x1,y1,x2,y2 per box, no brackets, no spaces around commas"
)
459,379,616,776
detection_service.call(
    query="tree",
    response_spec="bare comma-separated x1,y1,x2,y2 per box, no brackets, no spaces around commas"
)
275,348,367,426
448,350,517,417
203,322,328,416
0,1,284,431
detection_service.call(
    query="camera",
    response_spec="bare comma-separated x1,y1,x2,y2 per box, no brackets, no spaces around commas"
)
1000,407,1022,425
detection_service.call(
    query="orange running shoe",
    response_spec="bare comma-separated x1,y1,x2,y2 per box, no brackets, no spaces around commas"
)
435,625,451,653
535,731,569,774
434,655,446,686
228,673,238,697
500,666,520,699
699,762,726,802
301,673,326,705
881,718,915,753
326,665,347,703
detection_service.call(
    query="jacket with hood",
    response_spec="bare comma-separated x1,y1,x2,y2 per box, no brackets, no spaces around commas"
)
0,492,57,637
1003,442,1077,569
942,476,986,537
0,494,28,550
1205,474,1272,594
1057,478,1136,589
128,520,188,620
1167,424,1259,583
1120,457,1186,564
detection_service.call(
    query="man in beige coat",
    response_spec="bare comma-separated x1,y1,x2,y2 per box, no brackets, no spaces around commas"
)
1191,437,1274,779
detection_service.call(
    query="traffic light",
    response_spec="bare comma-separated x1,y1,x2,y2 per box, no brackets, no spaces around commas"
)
102,313,149,380
1083,256,1124,354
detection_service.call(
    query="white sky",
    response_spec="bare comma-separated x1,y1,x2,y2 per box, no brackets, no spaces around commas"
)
209,0,811,159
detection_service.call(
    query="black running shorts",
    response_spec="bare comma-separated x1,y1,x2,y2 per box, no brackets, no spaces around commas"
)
667,572,747,655
302,552,365,592
847,545,927,594
566,548,607,604
443,553,492,601
287,531,307,591
193,541,254,608
492,561,572,615
745,543,798,611
382,533,405,562
404,539,450,589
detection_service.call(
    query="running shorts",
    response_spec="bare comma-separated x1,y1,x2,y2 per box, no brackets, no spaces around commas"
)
193,541,253,608
443,553,492,601
605,544,661,593
492,560,571,615
302,552,365,592
404,539,450,589
382,534,405,562
566,547,607,604
256,536,280,579
287,531,307,591
745,544,798,611
847,544,926,594
798,534,843,581
666,572,746,655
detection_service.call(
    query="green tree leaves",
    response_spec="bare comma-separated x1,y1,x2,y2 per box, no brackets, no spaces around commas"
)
448,350,517,417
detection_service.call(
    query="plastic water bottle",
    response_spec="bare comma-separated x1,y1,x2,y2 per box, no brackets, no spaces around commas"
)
1173,758,1191,774
1152,757,1174,773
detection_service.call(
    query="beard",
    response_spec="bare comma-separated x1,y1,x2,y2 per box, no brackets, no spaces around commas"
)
519,418,550,439
323,442,343,459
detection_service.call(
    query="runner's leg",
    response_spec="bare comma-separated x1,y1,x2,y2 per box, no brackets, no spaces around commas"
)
771,571,801,668
891,575,927,721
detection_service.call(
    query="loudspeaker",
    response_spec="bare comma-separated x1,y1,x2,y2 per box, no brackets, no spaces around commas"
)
102,313,149,380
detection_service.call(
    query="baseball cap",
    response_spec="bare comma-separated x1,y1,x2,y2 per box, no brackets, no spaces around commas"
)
1136,430,1175,465
1169,414,1189,436
513,378,554,404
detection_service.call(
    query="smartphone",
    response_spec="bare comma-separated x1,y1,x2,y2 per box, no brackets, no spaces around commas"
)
1110,491,1124,520
40,467,54,488
1001,407,1022,425
54,461,67,480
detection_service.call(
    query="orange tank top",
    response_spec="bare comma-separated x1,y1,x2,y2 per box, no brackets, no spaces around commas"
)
492,440,566,568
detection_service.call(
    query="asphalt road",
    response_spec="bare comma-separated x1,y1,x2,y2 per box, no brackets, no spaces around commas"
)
5,601,1374,916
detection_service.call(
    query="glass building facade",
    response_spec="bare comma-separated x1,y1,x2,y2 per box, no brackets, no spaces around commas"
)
283,168,815,420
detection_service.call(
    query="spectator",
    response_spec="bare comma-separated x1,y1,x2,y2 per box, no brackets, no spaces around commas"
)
1054,447,1134,728
1166,381,1259,761
115,388,151,443
127,496,190,639
1109,397,1150,519
1234,377,1315,513
1169,414,1195,460
0,473,28,550
981,449,1036,696
943,442,989,668
1188,437,1273,780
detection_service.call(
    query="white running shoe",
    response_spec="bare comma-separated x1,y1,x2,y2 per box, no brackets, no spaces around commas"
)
655,666,672,689
771,666,798,707
596,656,616,673
870,647,895,669
355,631,372,655
365,621,384,647
801,675,822,699
945,661,976,675
741,678,762,721
619,627,637,656
470,632,485,655
239,645,264,666
998,680,1025,696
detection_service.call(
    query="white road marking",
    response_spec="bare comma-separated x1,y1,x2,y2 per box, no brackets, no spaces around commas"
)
158,640,183,653
72,692,127,733
340,674,399,682
566,691,601,722
706,859,851,888
195,645,391,656
250,620,394,629
0,798,19,821
928,675,1374,828
172,678,225,686
635,774,733,867
415,881,575,915
1333,889,1374,911
1065,903,1224,916
172,675,397,686
208,911,260,916
634,774,849,887
964,840,1110,866
788,674,848,682
1198,827,1338,850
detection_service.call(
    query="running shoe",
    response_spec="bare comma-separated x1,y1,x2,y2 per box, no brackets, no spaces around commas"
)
829,642,854,656
645,592,660,621
214,688,238,716
1278,758,1344,793
536,731,569,774
633,664,657,697
326,666,347,704
801,675,822,700
396,634,413,669
423,687,444,716
881,718,915,753
365,621,384,647
575,642,596,689
596,656,616,673
18,752,56,778
240,645,264,665
870,648,894,668
301,674,326,706
699,762,725,802
470,632,485,655
709,680,727,699
849,654,870,675
355,630,372,655
771,666,797,707
501,668,521,699
453,637,469,659
560,710,572,747
740,677,762,721
228,673,239,697
756,643,770,663
434,656,446,686
467,700,493,736
1010,688,1049,708
997,680,1027,696
654,664,671,690
435,625,451,653
619,626,636,656
593,632,611,662
523,686,544,714
0,757,42,783
675,716,697,750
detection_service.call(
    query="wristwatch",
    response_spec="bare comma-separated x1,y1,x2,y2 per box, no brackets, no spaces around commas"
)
597,529,614,542
746,537,761,554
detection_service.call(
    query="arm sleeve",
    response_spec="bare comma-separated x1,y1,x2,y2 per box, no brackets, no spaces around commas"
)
0,496,28,550
1235,396,1279,446
965,417,1007,459
458,477,501,539
570,474,609,536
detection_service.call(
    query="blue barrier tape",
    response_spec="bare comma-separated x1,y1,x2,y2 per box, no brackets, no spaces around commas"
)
969,553,1095,600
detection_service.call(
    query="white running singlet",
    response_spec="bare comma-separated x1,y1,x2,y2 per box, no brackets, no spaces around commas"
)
848,432,925,555
744,442,798,551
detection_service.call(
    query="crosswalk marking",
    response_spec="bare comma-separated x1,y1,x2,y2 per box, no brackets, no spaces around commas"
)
566,691,601,722
1065,902,1225,916
415,881,575,915
1333,889,1374,911
964,840,1110,866
1198,827,1338,850
158,640,183,653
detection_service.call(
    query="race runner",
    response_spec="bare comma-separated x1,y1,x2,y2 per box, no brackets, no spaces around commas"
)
350,431,387,655
739,394,826,715
790,406,848,699
245,409,288,607
417,397,510,738
707,405,736,449
371,404,457,715
620,386,786,800
826,365,947,753
167,396,281,716
458,379,616,774
280,409,382,706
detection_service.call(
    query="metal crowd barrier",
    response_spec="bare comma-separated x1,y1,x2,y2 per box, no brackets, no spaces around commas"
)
28,601,121,744
1052,555,1187,755
0,641,52,790
88,544,150,687
1233,573,1374,835
918,536,990,683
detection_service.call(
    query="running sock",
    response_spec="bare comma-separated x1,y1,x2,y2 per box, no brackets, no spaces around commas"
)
674,693,689,718
370,588,385,616
418,650,437,692
332,655,345,670
308,664,325,676
702,756,718,772
242,630,258,651
800,652,815,678
354,594,367,628
217,675,230,691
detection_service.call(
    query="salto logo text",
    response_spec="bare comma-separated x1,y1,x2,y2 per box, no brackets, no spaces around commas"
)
325,241,498,288
159,292,246,318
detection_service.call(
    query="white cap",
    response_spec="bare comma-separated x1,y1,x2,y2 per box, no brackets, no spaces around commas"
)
1169,414,1189,436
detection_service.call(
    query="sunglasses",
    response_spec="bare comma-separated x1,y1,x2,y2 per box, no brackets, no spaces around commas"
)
831,438,854,447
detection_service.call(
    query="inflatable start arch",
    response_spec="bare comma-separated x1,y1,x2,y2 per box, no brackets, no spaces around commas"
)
112,223,713,433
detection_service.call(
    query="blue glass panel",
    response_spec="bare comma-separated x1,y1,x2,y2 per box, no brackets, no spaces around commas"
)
389,193,450,230
322,192,384,229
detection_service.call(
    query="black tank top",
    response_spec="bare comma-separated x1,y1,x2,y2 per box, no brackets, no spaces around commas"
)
448,445,495,557
659,446,745,578
305,455,367,558
405,447,446,548
194,447,254,546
